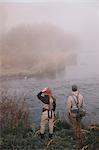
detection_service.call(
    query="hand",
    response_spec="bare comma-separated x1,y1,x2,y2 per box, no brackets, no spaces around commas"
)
42,87,48,93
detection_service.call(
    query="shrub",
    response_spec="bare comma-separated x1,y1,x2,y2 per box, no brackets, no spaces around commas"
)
0,93,30,133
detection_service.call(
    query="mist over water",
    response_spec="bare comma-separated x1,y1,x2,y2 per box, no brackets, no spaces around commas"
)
0,24,77,77
0,2,98,78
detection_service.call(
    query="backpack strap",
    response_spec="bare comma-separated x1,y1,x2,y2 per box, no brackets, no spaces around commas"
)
72,94,79,109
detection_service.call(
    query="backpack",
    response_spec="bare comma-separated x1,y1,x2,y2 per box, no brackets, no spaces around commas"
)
71,95,86,118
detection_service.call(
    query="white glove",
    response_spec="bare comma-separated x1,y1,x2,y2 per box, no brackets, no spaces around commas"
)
42,87,48,93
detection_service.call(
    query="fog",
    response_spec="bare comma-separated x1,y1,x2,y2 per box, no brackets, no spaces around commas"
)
1,24,77,77
0,1,98,79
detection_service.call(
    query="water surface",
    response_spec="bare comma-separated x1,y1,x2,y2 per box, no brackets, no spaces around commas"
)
0,76,99,126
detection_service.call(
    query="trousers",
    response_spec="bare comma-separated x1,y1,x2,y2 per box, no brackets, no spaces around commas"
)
68,113,82,139
40,110,55,134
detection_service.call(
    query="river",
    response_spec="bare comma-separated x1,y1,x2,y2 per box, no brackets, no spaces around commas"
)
0,74,99,126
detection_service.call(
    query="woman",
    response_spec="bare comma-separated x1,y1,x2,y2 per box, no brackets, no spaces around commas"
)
37,87,56,139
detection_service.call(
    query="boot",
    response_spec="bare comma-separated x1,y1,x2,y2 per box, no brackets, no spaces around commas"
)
40,133,44,139
49,133,53,139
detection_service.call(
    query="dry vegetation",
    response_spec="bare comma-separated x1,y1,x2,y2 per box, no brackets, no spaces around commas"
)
0,94,98,150
0,92,30,130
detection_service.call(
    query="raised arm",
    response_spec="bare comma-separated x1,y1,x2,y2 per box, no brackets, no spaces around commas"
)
37,91,49,104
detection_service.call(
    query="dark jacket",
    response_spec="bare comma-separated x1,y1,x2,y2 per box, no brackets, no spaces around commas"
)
37,91,56,111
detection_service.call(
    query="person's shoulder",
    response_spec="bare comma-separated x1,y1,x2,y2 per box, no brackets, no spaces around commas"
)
68,94,73,100
78,93,84,99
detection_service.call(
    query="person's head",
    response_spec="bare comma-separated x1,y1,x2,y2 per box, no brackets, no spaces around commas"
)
43,87,52,96
72,85,78,92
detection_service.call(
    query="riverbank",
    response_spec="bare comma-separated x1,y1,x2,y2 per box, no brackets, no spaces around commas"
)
0,97,99,150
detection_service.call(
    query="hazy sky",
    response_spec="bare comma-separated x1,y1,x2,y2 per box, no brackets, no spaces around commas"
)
0,0,98,3
0,0,99,77
0,1,98,51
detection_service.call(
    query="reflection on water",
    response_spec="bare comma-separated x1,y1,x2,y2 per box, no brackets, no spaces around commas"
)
0,76,99,126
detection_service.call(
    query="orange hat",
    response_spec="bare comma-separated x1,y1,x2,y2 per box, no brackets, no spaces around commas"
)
44,87,52,96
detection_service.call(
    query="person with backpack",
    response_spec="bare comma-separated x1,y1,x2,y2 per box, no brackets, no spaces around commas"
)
37,87,56,139
67,85,86,139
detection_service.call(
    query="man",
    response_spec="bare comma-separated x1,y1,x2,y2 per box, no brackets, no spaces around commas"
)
67,85,86,139
37,87,56,139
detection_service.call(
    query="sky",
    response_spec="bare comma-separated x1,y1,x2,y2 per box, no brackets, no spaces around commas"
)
0,0,99,78
0,0,98,3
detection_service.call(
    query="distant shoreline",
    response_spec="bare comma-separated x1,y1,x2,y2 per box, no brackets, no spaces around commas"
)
0,73,98,81
0,72,59,81
0,73,35,81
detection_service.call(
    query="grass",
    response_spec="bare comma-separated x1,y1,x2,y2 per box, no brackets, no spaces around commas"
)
0,95,99,150
82,124,99,150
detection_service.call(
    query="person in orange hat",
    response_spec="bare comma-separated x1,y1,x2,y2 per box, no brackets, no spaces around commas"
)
37,87,56,139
